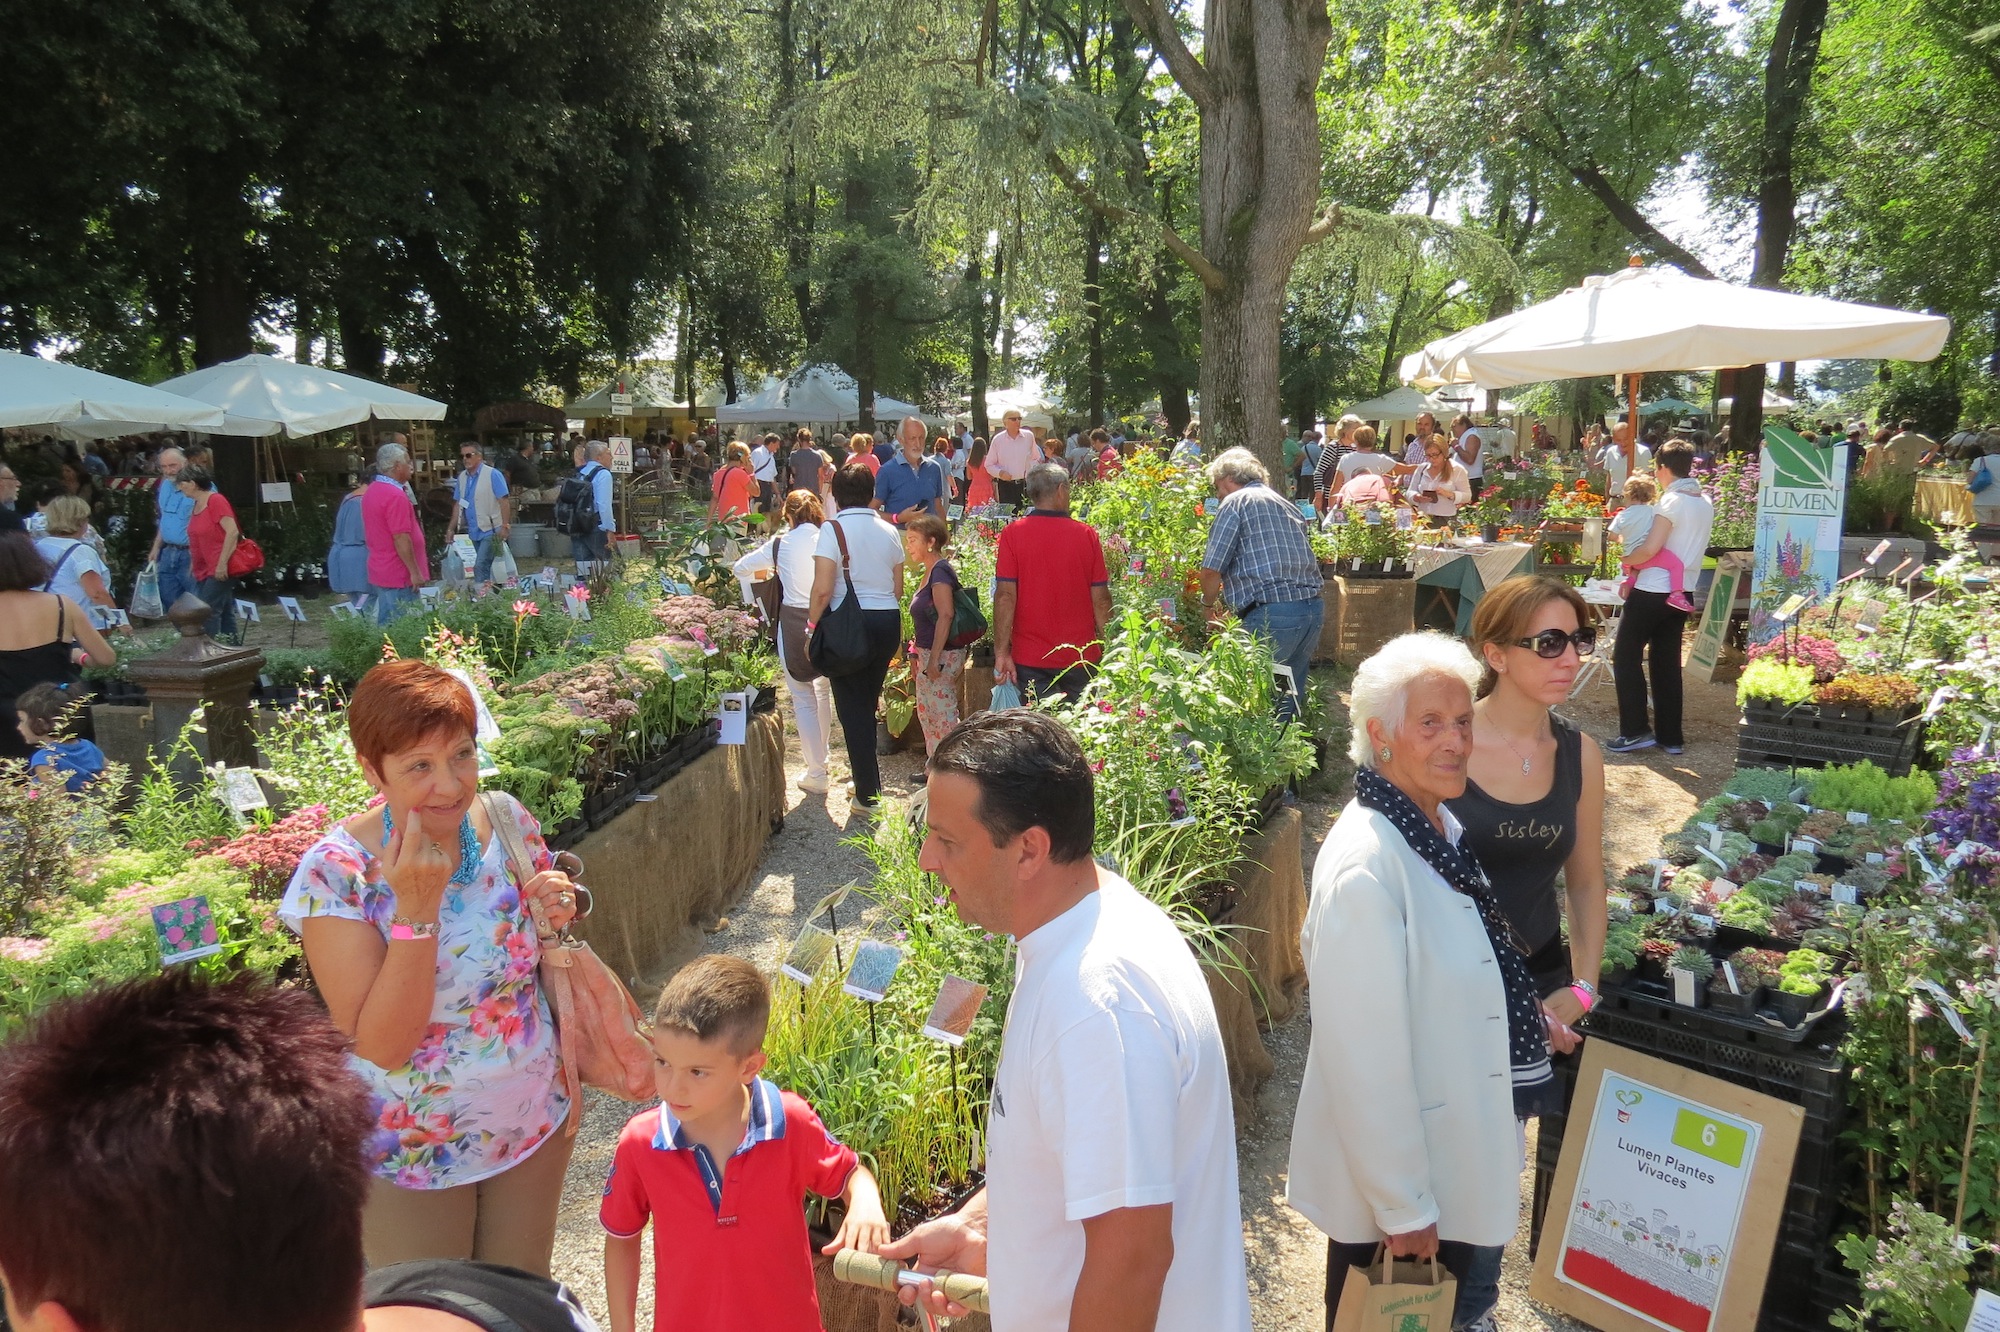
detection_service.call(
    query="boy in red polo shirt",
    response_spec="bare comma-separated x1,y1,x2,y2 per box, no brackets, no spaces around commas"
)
602,956,888,1332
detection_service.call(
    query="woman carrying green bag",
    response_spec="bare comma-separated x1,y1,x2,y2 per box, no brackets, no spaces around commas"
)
902,512,977,759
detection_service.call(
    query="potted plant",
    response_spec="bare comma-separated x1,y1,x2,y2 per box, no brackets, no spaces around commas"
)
1601,916,1643,988
1636,937,1677,983
1710,947,1783,1016
1669,945,1716,1007
1772,948,1832,1026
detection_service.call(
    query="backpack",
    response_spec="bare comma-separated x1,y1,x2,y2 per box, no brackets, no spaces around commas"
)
553,464,601,536
945,581,988,649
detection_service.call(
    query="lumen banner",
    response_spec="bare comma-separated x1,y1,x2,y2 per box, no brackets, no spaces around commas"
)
1747,425,1848,646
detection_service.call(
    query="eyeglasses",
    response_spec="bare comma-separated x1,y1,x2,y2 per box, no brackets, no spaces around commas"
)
1514,627,1597,659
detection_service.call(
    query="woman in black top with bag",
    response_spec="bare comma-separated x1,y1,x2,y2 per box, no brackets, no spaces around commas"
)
1448,575,1609,1040
0,530,117,760
902,512,966,759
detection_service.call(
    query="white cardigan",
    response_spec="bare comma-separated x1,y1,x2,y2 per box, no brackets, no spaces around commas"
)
1286,800,1524,1247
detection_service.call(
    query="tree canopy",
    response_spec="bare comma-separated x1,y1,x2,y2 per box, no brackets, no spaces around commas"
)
1,0,1993,432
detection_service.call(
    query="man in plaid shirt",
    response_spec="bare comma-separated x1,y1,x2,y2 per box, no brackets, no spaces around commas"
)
1198,447,1324,720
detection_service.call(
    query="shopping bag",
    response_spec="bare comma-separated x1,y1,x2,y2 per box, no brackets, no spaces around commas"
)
491,540,519,585
129,566,165,620
988,681,1022,711
1331,1249,1455,1332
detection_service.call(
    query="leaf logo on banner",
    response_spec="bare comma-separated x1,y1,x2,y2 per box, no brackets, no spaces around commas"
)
1615,1089,1644,1108
1761,424,1841,492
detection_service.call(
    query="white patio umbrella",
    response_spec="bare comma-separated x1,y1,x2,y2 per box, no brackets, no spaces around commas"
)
715,364,927,427
155,354,447,439
1400,264,1951,391
1342,386,1445,420
0,350,232,433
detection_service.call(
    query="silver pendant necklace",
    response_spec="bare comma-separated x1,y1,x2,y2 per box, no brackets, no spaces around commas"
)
1496,725,1544,775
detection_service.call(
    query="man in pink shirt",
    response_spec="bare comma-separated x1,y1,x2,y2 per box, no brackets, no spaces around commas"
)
984,409,1039,511
362,440,428,625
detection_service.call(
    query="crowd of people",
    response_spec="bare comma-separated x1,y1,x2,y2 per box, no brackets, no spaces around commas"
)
0,590,1618,1332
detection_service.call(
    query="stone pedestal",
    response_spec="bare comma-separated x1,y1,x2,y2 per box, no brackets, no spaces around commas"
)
123,593,264,784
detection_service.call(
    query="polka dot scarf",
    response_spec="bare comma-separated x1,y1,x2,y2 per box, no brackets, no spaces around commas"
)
1356,768,1562,1119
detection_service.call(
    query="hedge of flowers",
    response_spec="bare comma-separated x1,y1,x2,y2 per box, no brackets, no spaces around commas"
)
2,514,786,1025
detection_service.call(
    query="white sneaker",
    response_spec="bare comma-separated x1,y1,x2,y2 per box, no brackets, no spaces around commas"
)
798,772,830,794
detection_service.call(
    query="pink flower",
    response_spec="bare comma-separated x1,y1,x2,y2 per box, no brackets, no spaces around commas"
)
513,599,540,618
0,937,51,963
90,919,122,942
571,587,591,603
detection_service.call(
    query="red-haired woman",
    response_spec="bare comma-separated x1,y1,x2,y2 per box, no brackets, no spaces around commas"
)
279,659,582,1274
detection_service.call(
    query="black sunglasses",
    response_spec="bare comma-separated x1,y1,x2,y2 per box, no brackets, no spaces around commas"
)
1515,627,1596,659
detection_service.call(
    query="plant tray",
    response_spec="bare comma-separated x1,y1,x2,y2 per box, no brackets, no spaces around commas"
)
1596,977,1841,1050
1736,701,1925,776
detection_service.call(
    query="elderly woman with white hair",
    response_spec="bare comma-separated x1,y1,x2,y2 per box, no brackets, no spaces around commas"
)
1312,412,1367,511
1198,447,1323,718
1287,632,1574,1332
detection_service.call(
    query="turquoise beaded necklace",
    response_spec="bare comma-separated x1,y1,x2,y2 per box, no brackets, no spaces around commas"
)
381,807,484,886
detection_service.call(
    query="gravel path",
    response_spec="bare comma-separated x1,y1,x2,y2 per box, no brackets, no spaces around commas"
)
547,665,1742,1329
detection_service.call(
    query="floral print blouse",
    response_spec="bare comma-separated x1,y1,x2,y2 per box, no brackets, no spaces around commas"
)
280,796,570,1190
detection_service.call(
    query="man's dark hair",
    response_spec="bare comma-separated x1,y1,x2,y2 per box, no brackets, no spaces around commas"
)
0,530,49,592
928,711,1095,863
0,971,371,1332
831,463,875,509
1657,441,1696,478
1089,427,1110,445
653,954,771,1054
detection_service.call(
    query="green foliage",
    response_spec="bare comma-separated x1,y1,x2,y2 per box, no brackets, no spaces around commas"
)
1802,764,1938,826
1777,949,1831,996
1668,946,1715,981
0,756,127,935
255,678,375,818
1737,657,1816,706
1832,1200,1991,1332
120,717,240,868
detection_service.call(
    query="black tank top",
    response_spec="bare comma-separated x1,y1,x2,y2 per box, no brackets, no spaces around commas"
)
0,596,75,760
1448,714,1582,970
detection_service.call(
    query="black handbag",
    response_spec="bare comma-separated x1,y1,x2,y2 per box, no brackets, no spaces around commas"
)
807,519,874,678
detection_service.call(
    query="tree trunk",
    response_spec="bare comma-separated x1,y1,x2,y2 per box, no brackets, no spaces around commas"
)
776,0,819,346
184,152,255,368
1156,0,1333,479
337,304,385,381
720,342,739,403
294,294,314,366
1732,0,1829,451
968,249,991,440
1084,212,1106,426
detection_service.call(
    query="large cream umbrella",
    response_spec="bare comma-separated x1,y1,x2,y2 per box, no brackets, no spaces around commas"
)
1400,261,1951,427
0,350,234,433
156,354,446,439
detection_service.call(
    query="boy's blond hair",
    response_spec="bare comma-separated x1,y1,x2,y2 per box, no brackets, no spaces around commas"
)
1621,476,1658,505
653,954,770,1054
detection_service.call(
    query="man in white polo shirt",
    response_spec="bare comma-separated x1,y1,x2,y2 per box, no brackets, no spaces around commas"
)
1609,440,1714,757
986,410,1039,511
1451,414,1487,498
882,711,1250,1332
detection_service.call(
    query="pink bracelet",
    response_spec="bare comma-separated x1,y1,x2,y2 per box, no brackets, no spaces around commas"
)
1569,982,1596,1014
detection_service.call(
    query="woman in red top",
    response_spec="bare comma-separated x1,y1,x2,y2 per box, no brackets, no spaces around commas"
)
710,442,755,520
964,438,994,509
180,467,242,639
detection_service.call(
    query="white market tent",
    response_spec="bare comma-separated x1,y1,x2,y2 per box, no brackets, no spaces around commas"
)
0,349,231,433
563,372,695,421
1340,386,1446,449
1400,263,1952,392
155,354,447,439
714,364,925,428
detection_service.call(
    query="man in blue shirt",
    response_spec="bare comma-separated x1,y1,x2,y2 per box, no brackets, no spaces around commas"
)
569,438,617,566
872,417,949,526
1198,447,1323,721
445,441,513,592
146,446,195,614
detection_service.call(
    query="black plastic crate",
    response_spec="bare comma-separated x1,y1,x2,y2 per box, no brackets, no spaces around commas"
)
1737,703,1925,776
1595,980,1845,1052
1528,1007,1855,1331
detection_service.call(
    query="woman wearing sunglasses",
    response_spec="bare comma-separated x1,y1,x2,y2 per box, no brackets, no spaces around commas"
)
1449,575,1608,1038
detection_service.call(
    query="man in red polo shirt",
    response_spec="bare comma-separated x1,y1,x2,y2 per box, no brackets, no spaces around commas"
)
994,462,1113,703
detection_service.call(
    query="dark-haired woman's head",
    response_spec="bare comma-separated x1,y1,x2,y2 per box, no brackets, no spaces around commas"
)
830,464,876,510
0,530,50,591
